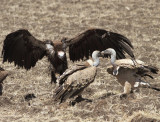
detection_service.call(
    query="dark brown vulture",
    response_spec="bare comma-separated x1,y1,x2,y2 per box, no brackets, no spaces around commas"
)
2,29,67,83
0,67,9,95
2,29,135,83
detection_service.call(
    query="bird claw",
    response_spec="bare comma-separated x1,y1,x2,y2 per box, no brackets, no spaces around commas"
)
120,93,127,100
69,96,92,106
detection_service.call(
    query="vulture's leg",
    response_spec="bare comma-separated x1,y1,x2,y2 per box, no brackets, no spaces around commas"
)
120,81,132,99
70,95,92,106
48,64,57,84
51,71,57,84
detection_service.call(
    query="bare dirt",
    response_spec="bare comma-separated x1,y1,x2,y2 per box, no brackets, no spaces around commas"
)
0,0,160,121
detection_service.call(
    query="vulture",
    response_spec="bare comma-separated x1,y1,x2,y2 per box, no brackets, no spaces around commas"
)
0,67,9,95
2,29,135,83
54,50,102,103
101,48,160,98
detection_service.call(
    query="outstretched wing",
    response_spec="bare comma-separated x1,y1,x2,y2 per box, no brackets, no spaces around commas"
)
66,28,134,61
2,29,46,70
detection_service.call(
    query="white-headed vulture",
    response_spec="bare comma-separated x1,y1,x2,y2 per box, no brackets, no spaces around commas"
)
101,48,160,98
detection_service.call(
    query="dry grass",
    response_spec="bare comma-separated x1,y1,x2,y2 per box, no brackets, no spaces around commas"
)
0,0,160,121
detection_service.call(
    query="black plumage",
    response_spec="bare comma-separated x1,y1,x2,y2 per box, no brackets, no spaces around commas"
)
2,28,135,83
66,29,134,61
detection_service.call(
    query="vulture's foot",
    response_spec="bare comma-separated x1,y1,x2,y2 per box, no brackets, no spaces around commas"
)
51,76,57,84
69,95,92,106
120,91,135,100
120,93,128,100
51,70,57,84
75,95,92,102
51,80,57,84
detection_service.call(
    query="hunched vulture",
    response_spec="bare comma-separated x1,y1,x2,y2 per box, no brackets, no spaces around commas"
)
54,50,102,103
101,48,160,98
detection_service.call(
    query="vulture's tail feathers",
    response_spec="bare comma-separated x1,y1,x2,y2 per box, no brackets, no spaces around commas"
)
144,65,159,74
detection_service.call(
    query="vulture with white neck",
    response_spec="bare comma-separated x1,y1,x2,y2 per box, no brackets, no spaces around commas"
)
0,67,9,95
2,29,135,83
101,48,160,98
54,51,102,103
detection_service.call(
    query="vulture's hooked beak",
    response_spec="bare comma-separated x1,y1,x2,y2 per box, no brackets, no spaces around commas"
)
101,51,105,58
98,52,103,57
101,50,111,58
61,37,70,50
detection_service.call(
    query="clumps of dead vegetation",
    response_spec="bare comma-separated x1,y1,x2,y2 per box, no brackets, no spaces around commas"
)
122,111,160,122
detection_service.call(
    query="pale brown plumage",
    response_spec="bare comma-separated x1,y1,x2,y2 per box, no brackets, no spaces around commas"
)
54,66,96,103
54,51,101,103
101,48,160,97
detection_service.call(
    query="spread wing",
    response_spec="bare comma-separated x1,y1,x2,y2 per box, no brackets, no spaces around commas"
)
2,29,47,70
66,29,134,61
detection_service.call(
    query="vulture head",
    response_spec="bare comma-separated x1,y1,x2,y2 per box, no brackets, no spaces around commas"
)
101,48,116,56
45,40,55,55
61,37,69,49
51,40,66,60
101,48,119,75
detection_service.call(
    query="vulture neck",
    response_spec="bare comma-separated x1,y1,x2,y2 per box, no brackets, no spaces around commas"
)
110,49,119,75
92,52,100,67
110,51,117,67
46,43,55,55
86,51,100,67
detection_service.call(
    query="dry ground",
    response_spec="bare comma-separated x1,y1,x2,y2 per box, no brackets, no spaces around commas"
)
0,0,160,121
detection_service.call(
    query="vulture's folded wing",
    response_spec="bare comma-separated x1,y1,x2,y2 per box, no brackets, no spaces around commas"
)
57,64,87,85
54,66,97,103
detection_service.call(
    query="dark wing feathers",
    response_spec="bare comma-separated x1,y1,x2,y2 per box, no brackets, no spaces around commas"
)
2,29,46,70
136,65,159,79
68,29,134,61
143,65,159,74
